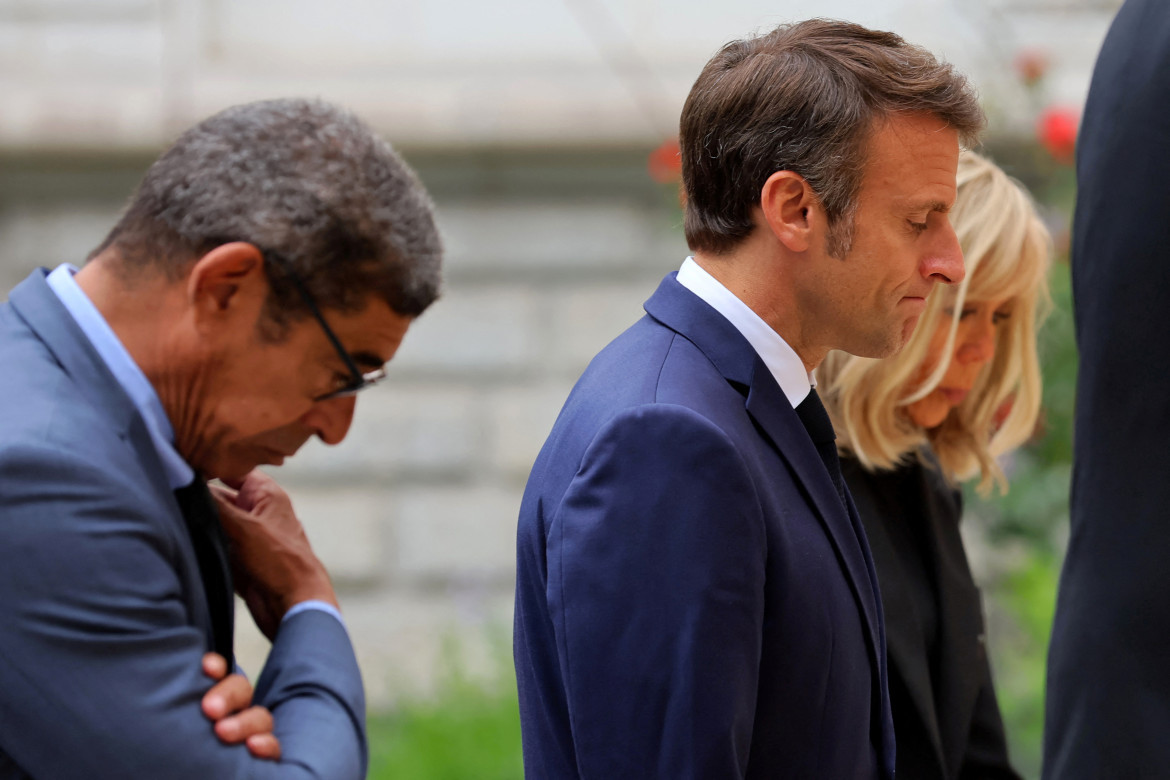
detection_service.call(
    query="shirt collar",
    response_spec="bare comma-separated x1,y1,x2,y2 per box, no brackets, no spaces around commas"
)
675,256,814,409
46,264,195,489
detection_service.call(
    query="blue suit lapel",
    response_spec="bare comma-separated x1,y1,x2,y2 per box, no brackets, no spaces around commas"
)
643,272,885,697
6,269,226,655
742,382,884,663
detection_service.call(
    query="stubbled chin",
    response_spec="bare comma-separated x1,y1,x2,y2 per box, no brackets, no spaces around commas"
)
900,314,923,344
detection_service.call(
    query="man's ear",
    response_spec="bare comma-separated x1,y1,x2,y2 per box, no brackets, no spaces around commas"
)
186,242,267,321
759,171,822,253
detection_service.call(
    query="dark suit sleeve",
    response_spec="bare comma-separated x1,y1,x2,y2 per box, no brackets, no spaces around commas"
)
0,443,365,779
546,404,767,779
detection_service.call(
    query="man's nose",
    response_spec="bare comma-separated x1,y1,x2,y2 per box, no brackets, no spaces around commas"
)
921,223,965,286
301,395,357,445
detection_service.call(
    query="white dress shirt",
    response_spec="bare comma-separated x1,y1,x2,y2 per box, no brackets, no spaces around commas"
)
675,256,814,408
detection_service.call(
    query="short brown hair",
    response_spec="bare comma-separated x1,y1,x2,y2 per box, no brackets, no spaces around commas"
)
680,18,984,256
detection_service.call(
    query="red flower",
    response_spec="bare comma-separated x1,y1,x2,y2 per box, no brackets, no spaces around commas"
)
1014,49,1049,87
647,138,681,183
1038,107,1078,164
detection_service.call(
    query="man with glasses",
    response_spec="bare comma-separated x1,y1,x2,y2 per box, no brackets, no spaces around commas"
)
0,98,441,779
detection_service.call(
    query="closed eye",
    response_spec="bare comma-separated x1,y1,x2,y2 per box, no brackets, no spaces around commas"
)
943,306,977,320
908,220,929,235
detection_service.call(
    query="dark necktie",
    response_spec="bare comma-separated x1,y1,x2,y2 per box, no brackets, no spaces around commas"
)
173,478,234,664
794,388,848,509
796,389,882,762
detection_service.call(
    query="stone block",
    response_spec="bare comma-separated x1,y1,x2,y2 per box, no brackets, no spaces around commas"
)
279,384,479,481
545,281,659,374
392,485,521,581
0,203,121,275
437,200,681,275
390,285,542,374
281,485,388,584
486,382,574,480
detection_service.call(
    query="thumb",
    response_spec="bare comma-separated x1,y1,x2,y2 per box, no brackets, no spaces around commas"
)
209,485,251,520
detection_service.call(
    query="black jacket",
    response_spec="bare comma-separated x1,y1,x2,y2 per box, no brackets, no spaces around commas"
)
843,453,1020,780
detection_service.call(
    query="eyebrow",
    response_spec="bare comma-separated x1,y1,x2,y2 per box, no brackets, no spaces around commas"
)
913,200,952,215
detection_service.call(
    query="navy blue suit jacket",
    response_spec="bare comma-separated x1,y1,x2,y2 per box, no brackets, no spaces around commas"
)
514,274,894,778
1044,0,1170,776
0,270,367,779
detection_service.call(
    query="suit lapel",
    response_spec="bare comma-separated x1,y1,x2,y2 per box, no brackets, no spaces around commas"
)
742,377,884,674
643,273,885,685
7,269,227,656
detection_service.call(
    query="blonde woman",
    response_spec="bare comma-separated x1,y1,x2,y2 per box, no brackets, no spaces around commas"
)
818,150,1050,780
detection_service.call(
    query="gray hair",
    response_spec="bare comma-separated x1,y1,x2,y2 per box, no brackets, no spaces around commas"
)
94,97,442,325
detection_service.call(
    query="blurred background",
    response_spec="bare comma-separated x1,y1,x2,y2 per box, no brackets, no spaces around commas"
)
0,0,1117,776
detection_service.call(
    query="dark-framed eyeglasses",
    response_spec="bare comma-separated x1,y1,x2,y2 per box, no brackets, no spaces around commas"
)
270,257,386,402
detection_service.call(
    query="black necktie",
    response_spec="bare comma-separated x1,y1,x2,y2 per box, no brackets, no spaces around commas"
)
173,478,234,664
794,388,848,509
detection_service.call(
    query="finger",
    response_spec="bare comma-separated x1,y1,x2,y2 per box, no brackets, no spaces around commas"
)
208,484,245,513
234,471,275,510
214,705,274,744
246,732,282,761
202,652,228,681
208,482,236,500
202,673,253,720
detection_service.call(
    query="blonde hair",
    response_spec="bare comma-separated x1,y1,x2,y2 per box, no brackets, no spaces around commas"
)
819,150,1052,494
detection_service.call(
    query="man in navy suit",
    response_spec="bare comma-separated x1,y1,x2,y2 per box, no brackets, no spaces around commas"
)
1044,0,1170,776
0,98,441,778
514,20,983,778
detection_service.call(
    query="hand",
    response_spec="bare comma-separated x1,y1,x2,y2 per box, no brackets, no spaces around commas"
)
201,652,281,760
210,471,338,641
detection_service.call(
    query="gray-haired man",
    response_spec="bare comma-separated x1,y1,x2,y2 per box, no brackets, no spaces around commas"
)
0,98,441,778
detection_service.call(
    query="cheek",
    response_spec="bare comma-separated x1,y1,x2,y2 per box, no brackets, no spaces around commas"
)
910,350,940,388
905,391,950,429
916,321,955,376
221,371,313,433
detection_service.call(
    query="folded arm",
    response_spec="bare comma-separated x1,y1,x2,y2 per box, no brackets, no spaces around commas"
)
0,444,364,779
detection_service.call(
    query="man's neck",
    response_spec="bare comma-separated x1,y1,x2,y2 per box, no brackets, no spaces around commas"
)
73,256,207,453
74,256,179,378
690,248,825,373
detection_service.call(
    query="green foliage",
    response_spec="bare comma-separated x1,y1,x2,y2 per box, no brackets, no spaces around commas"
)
367,636,523,780
986,549,1062,778
966,251,1078,778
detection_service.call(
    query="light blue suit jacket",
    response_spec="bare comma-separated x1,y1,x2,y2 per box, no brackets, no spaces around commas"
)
0,269,367,779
